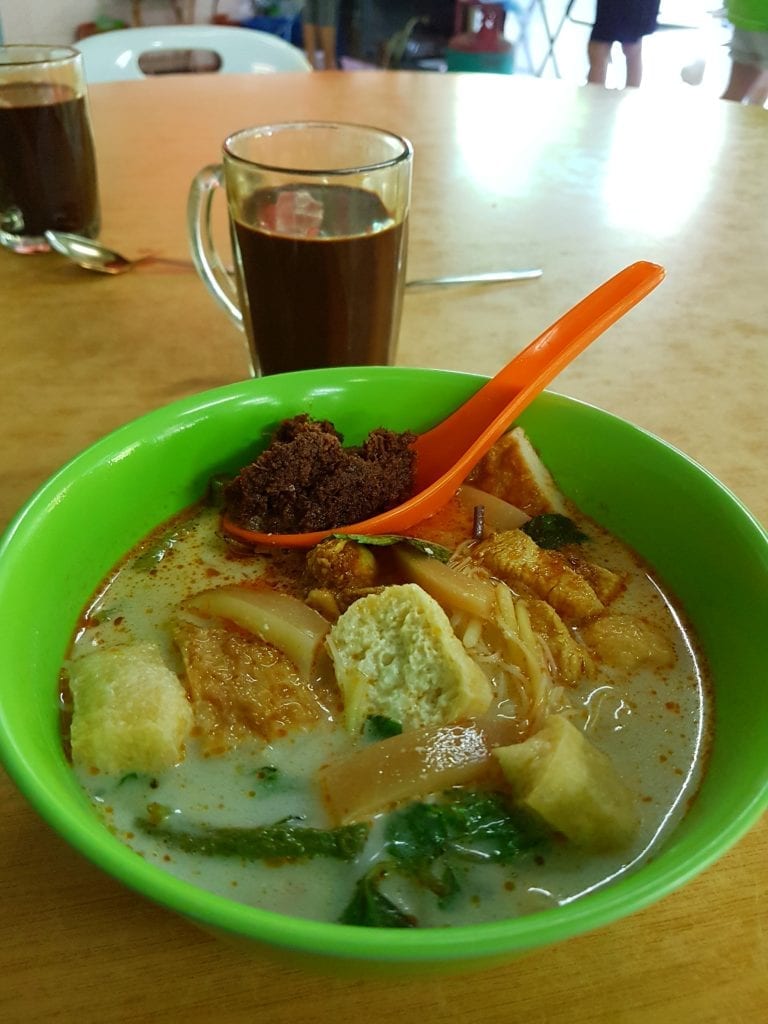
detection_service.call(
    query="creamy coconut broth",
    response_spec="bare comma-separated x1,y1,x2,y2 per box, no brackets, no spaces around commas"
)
62,429,711,927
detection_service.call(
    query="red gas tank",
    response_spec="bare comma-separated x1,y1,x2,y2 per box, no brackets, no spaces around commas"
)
445,1,515,73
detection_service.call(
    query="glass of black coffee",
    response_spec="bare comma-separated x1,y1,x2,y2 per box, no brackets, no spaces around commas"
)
0,45,100,254
188,122,412,376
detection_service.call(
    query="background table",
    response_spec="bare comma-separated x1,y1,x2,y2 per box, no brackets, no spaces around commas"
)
1,71,766,1022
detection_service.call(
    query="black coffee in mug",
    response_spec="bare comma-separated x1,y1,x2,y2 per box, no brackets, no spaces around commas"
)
233,184,406,375
0,82,99,240
0,46,100,253
188,121,412,377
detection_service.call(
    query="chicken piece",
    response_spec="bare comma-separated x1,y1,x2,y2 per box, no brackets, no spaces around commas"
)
525,599,595,686
566,555,626,605
472,529,604,623
581,614,677,672
494,714,637,850
174,620,329,754
468,427,568,517
306,537,377,593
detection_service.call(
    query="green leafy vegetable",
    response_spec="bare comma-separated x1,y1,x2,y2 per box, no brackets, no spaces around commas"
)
137,817,369,863
386,801,451,870
339,866,416,928
132,522,195,570
338,790,545,926
382,802,461,907
521,513,589,550
364,715,403,741
254,764,280,785
334,534,453,563
207,473,233,509
386,789,534,867
144,801,172,826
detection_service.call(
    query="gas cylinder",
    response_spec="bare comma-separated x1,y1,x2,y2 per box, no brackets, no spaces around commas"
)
445,2,515,74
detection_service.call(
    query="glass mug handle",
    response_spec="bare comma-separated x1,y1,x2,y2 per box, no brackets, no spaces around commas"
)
187,165,243,330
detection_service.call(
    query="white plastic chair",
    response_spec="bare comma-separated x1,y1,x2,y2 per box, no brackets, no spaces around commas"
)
76,25,312,83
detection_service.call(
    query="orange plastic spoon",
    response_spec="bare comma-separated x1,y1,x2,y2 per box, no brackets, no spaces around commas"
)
223,260,665,549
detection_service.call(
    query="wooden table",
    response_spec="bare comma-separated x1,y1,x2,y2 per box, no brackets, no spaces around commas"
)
1,71,766,1023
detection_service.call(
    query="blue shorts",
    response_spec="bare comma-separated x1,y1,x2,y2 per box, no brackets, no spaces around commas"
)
590,0,661,44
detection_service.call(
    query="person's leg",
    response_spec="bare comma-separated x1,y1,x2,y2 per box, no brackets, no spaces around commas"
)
746,69,768,106
722,28,768,101
587,40,611,85
622,40,643,88
722,60,764,101
302,22,319,69
318,25,338,70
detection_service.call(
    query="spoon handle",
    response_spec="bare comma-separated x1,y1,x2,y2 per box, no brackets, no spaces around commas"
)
221,261,664,549
406,269,543,288
131,255,196,270
412,261,665,489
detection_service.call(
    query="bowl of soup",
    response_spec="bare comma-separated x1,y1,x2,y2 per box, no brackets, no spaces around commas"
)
0,367,766,971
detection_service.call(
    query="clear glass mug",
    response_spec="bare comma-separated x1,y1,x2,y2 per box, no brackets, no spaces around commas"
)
0,45,100,253
187,121,413,376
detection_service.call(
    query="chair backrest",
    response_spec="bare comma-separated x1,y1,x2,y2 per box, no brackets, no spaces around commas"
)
76,25,312,83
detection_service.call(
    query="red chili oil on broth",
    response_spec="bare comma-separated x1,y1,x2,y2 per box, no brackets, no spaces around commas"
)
63,471,711,927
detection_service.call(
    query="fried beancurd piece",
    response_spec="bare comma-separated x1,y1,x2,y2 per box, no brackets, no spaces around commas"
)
326,583,493,735
468,427,568,517
69,642,192,774
174,620,330,755
494,714,637,850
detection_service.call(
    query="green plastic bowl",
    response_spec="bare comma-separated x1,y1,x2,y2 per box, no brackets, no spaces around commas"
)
1,367,766,969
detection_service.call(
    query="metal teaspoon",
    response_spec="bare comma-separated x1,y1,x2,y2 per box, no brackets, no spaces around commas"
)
45,230,542,287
